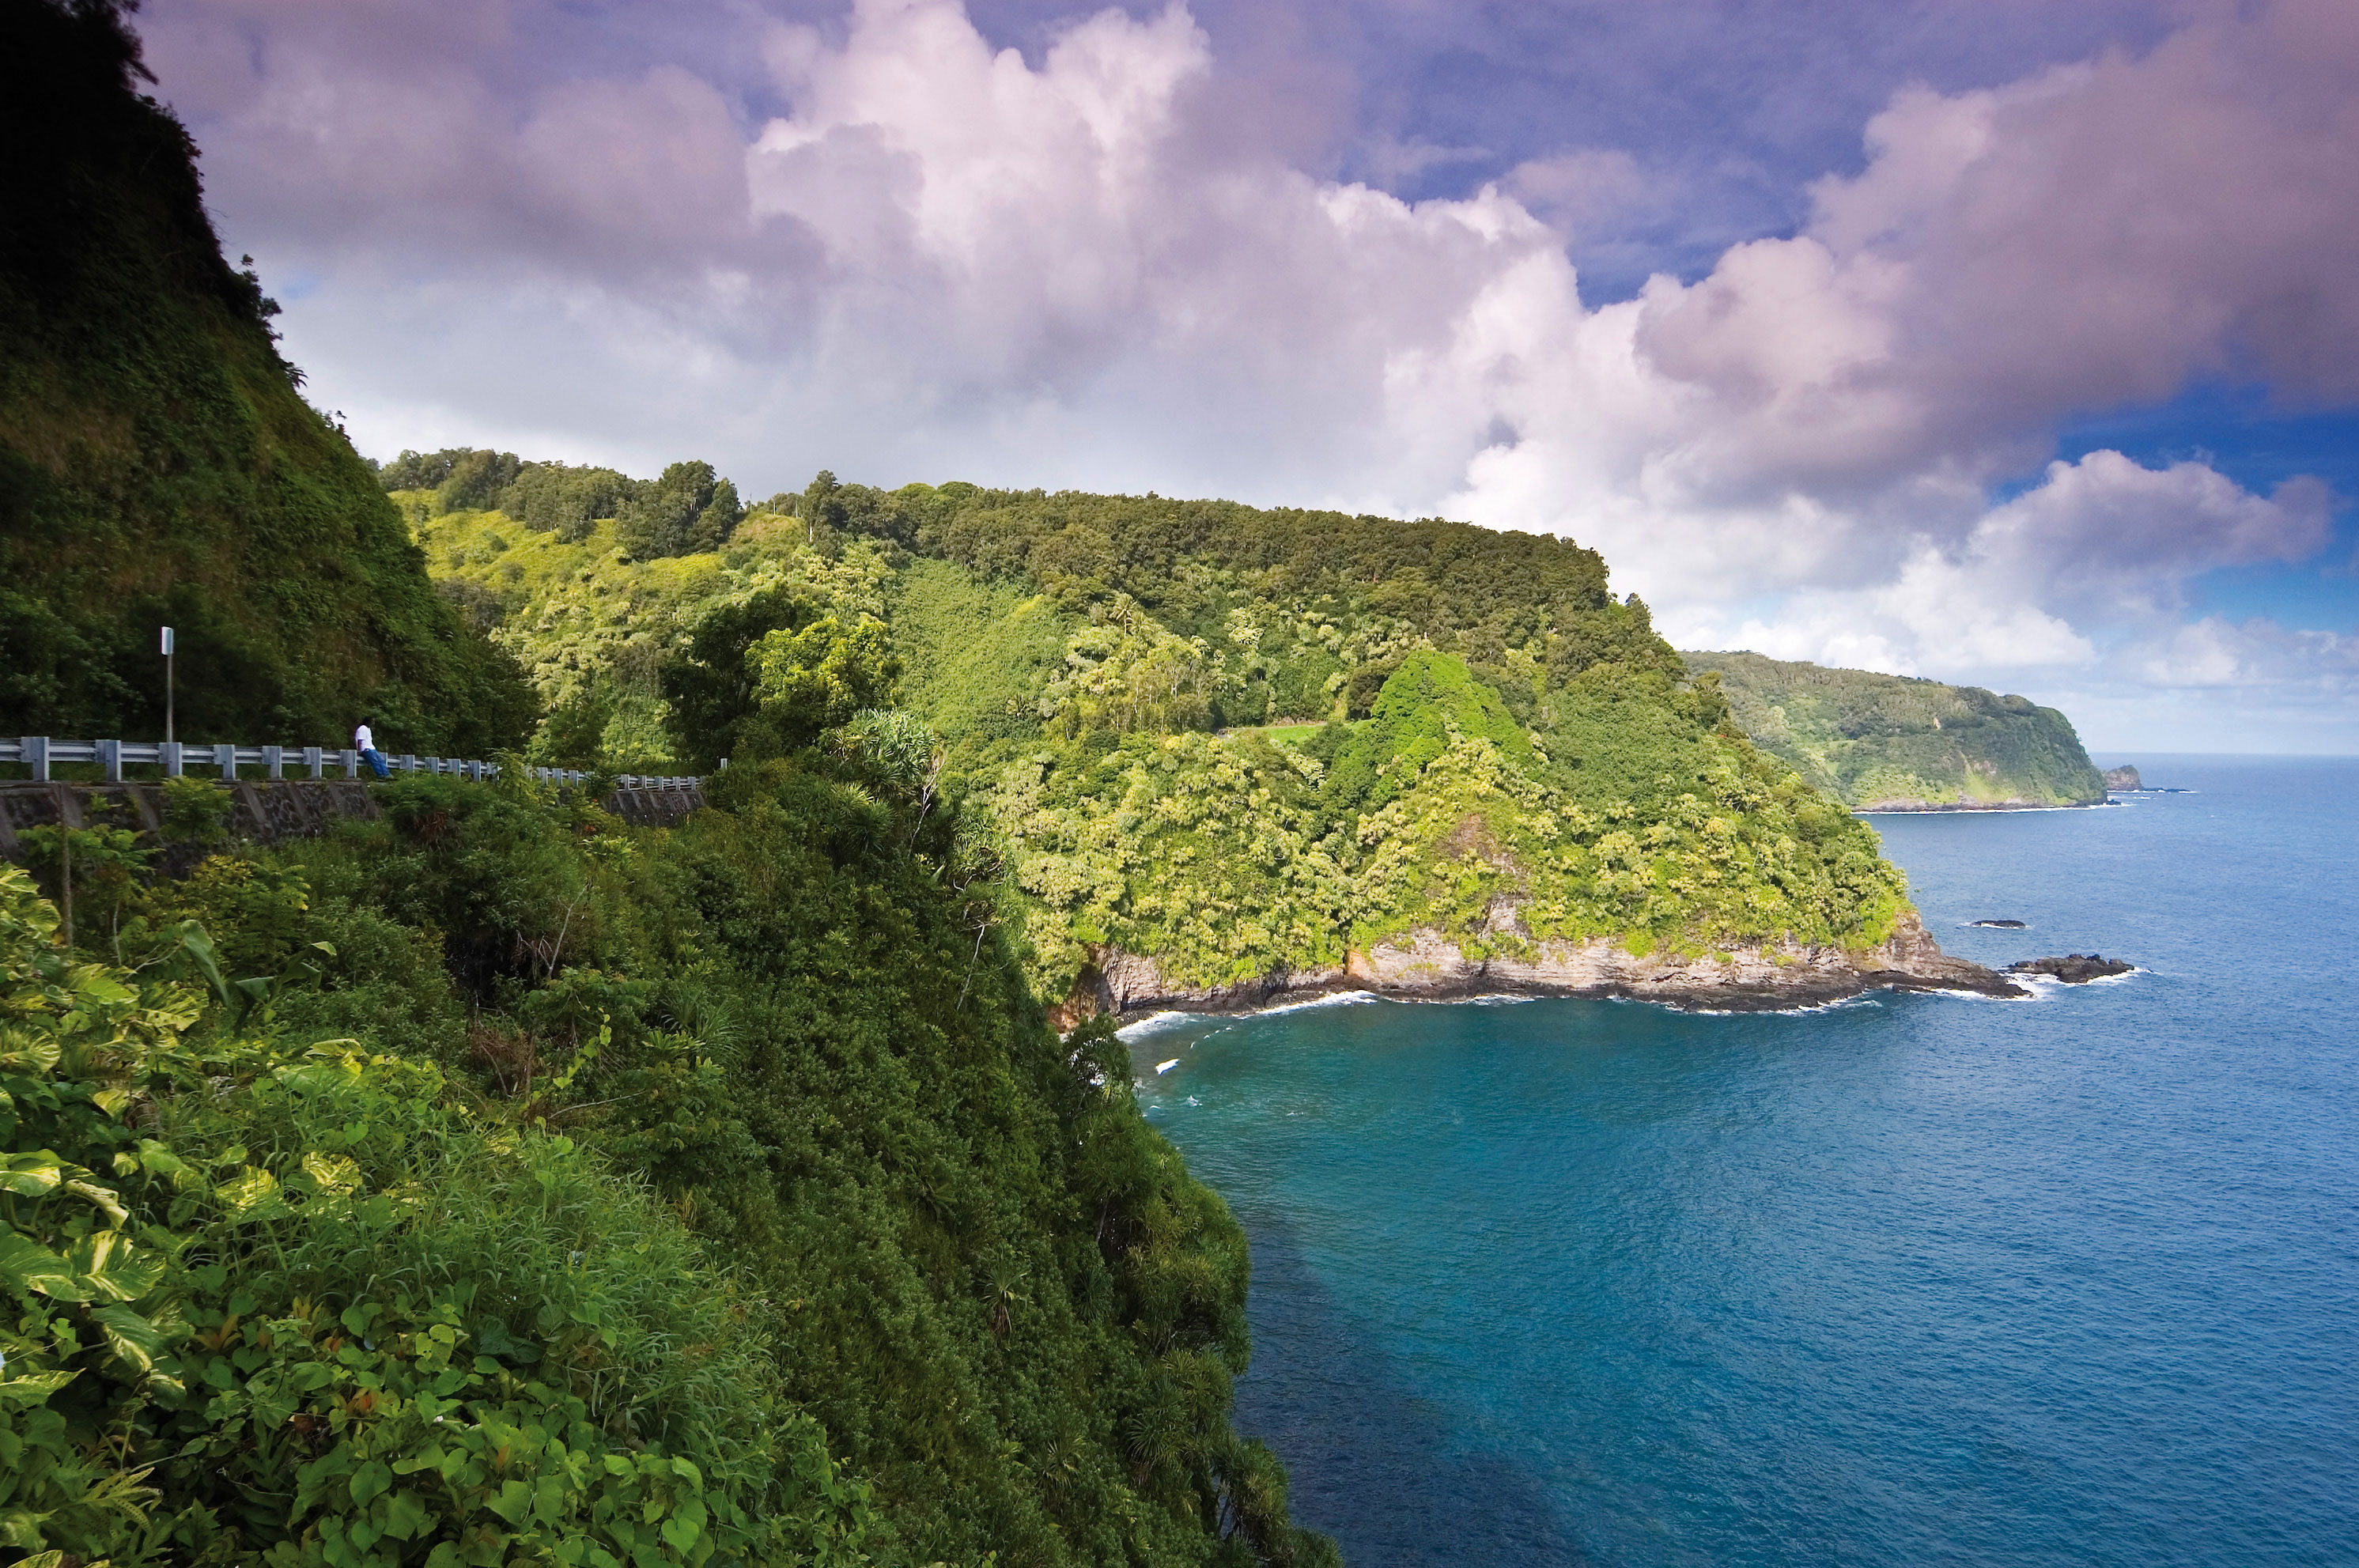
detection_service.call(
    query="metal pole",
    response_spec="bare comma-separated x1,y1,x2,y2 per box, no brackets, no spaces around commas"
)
161,625,175,744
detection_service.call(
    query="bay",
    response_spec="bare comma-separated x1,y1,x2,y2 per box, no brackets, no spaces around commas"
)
1132,755,2359,1566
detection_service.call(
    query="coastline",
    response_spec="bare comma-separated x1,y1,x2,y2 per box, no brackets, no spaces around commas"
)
1067,910,2028,1024
1851,795,2113,814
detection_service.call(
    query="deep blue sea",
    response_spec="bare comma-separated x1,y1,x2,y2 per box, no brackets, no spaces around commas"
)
1129,755,2359,1566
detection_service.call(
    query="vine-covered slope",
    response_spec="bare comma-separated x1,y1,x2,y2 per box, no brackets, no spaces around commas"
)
0,0,531,751
1682,651,2106,810
408,475,1919,1006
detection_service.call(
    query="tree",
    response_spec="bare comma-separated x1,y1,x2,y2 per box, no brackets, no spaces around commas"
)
659,589,815,770
748,617,899,752
614,459,740,559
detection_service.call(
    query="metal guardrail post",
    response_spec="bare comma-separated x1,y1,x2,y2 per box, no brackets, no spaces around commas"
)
97,739,123,784
262,745,284,780
304,746,323,779
26,737,51,781
161,741,183,777
214,743,238,780
340,749,359,779
400,754,418,774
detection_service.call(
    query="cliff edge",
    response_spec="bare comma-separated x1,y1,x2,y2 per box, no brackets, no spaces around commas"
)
1060,909,2024,1021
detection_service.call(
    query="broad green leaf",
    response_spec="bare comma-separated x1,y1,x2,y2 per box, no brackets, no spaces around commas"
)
66,1178,129,1228
382,1489,432,1540
0,1367,77,1406
136,1141,187,1177
173,923,232,1007
349,1459,393,1507
303,1150,361,1196
216,1166,282,1216
96,1304,166,1371
70,1229,163,1301
0,1230,82,1299
70,966,134,1007
0,1150,62,1195
0,1027,62,1073
486,1479,534,1526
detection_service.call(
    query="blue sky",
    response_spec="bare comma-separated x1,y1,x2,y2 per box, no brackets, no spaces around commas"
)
142,0,2359,750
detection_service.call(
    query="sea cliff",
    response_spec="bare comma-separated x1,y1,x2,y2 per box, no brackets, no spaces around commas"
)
1684,651,2106,810
1063,909,2023,1019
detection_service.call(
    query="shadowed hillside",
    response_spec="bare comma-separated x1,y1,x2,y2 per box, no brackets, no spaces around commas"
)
0,0,531,751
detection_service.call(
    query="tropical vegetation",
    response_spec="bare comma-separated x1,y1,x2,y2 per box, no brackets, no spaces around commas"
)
402,473,1912,1003
3,6,1333,1564
1682,651,2106,809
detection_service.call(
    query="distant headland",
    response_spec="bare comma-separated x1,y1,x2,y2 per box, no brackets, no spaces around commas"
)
1683,651,2108,812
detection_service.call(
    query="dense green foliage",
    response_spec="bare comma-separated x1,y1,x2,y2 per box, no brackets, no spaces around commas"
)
1683,651,2107,808
0,862,868,1566
414,475,1912,1003
4,748,1336,1566
0,0,533,753
375,452,746,564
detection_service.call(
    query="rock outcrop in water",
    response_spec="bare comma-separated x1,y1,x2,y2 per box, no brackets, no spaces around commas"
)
2007,953,2135,983
2104,765,2142,791
1060,909,2028,1018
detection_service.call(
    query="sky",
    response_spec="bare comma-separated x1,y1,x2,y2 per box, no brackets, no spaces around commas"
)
136,0,2359,752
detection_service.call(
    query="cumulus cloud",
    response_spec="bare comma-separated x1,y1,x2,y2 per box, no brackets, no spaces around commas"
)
138,0,2358,743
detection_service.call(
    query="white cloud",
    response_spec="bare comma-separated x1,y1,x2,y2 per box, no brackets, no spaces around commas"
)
139,0,2359,746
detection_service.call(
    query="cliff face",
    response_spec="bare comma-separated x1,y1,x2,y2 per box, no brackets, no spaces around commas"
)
1684,651,2106,810
1060,908,2022,1021
0,0,531,751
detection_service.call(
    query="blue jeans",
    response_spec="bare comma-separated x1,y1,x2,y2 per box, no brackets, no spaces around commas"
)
362,747,388,778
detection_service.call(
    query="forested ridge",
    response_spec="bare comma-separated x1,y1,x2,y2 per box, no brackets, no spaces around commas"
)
1682,651,2106,809
2,6,1333,1565
400,467,1915,1005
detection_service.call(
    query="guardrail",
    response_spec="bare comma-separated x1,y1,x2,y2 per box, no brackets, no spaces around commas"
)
0,737,697,792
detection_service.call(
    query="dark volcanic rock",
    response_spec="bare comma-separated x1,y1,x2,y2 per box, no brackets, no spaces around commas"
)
1971,918,2028,928
2006,953,2134,983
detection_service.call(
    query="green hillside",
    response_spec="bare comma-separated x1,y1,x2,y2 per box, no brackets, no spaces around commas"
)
2,8,1334,1566
1682,650,2106,809
406,472,1915,1004
0,0,531,752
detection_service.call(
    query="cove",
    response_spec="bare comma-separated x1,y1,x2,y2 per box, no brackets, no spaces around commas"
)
1132,756,2359,1566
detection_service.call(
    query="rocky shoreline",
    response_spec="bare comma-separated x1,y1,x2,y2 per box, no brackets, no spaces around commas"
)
1853,795,2109,813
1059,909,2031,1022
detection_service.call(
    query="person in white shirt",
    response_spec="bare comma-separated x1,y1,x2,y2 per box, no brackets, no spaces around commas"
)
355,720,388,779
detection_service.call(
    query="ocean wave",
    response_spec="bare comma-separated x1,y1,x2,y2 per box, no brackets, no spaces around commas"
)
1253,989,1383,1016
1116,1010,1202,1040
1155,1057,1181,1075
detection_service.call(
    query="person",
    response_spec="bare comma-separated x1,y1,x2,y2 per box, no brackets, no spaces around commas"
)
354,719,389,779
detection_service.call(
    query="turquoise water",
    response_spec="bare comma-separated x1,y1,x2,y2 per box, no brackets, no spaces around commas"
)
1132,756,2359,1566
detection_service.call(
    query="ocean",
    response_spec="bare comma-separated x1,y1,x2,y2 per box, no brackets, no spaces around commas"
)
1129,755,2359,1566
